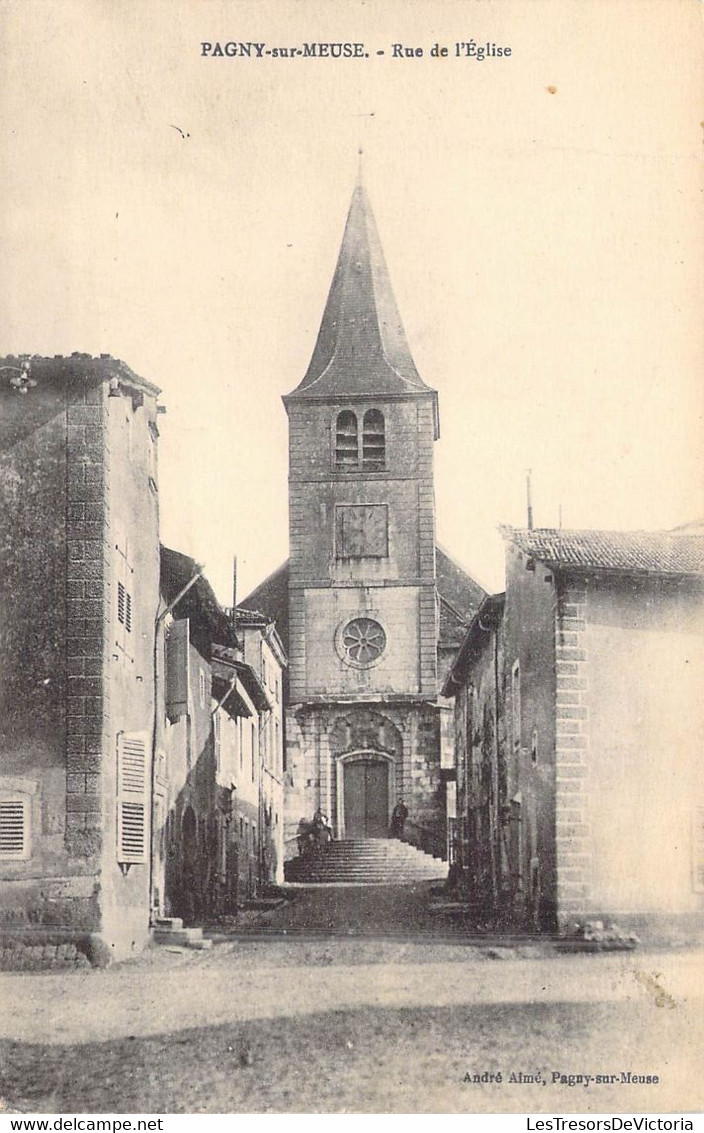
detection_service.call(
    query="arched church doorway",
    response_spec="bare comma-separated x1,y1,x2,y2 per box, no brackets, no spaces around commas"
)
341,754,391,838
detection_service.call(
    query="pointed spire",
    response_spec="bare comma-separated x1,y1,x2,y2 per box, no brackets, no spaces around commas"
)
285,179,437,409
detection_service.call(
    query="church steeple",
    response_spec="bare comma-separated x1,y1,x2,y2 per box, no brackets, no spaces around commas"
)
284,181,439,436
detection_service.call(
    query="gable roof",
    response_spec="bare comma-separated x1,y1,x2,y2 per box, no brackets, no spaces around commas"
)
442,592,506,697
499,526,704,579
283,182,438,434
438,596,470,650
436,545,487,622
241,548,486,656
239,561,290,651
160,545,238,649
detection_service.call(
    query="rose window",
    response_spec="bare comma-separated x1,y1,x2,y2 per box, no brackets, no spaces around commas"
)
340,617,386,667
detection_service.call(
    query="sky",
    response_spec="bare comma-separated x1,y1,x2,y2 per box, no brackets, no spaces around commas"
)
2,0,703,603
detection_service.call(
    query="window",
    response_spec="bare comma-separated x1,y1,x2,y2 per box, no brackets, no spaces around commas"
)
214,710,221,773
335,504,388,559
530,857,540,904
147,421,158,492
511,660,521,751
117,581,132,634
263,715,271,761
251,721,256,782
334,409,386,471
510,793,523,891
0,795,30,860
335,411,358,468
117,732,148,864
199,669,207,710
165,617,189,720
362,409,385,470
114,522,135,660
531,726,538,765
337,617,387,668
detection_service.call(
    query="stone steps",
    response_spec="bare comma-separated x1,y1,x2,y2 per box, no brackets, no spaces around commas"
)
285,838,448,885
151,917,213,950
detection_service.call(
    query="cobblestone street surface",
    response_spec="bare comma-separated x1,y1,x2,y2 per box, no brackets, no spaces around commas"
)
1,886,702,1113
226,881,506,938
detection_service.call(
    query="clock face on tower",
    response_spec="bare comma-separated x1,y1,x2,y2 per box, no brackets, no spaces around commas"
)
336,617,387,668
335,504,389,559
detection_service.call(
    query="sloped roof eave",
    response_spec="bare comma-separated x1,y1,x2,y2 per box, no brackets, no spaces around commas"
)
442,592,506,697
499,525,704,579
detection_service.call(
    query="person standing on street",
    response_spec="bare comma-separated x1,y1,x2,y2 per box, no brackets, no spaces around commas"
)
389,798,408,839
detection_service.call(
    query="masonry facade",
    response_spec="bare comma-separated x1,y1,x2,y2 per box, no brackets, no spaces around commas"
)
0,354,161,961
444,525,704,935
152,550,286,927
0,355,287,964
245,182,484,862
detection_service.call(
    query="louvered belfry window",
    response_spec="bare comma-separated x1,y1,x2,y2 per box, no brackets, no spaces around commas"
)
362,409,385,470
335,411,358,468
0,796,29,860
117,732,148,863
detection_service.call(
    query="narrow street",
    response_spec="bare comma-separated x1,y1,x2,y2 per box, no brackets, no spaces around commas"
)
1,885,702,1114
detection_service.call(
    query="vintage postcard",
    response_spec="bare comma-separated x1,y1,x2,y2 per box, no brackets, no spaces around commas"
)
1,0,702,1119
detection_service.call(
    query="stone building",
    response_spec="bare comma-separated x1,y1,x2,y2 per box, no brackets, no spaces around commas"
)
0,353,287,964
236,608,287,886
443,525,704,936
441,592,508,918
154,550,285,924
0,353,162,962
244,182,484,864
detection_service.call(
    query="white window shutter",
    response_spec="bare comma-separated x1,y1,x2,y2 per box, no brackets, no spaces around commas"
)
117,731,149,863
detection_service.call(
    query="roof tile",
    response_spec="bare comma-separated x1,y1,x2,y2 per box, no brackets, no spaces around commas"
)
284,183,437,418
500,526,704,577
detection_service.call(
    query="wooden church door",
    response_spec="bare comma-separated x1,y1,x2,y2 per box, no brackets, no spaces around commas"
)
344,759,389,838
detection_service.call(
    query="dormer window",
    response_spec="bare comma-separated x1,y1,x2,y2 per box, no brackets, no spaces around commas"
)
334,409,386,470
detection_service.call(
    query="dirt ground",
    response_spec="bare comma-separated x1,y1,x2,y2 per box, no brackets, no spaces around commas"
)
1,993,700,1114
1,885,702,1114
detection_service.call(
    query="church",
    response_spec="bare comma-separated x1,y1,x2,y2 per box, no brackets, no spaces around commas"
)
244,179,485,866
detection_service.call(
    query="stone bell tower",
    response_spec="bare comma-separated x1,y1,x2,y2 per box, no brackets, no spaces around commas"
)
281,178,444,845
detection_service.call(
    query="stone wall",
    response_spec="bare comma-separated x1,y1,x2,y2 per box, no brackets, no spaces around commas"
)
0,355,161,961
0,359,107,935
284,701,443,851
553,578,591,923
287,398,438,704
503,543,558,929
570,573,704,927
